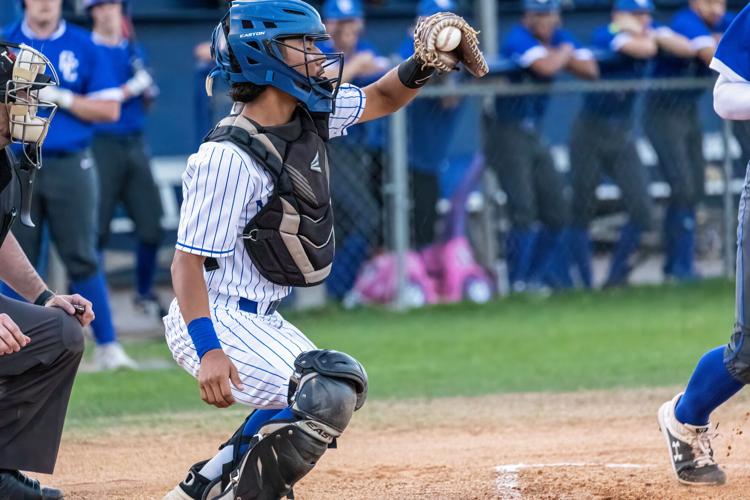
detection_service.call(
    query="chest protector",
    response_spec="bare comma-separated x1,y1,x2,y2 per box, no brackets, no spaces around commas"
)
0,148,19,249
203,107,334,287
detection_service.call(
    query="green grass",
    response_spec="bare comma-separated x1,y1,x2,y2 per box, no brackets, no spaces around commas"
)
67,279,736,425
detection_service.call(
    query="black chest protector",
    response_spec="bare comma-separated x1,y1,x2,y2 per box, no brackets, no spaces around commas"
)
0,148,19,249
203,106,334,287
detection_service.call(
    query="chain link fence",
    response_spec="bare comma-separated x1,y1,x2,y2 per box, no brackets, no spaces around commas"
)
367,76,744,309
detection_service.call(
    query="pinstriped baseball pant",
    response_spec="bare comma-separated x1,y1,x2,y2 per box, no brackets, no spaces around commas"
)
164,299,317,408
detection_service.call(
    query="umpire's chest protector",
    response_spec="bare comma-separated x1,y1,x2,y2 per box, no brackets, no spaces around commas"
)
0,147,19,249
204,106,334,287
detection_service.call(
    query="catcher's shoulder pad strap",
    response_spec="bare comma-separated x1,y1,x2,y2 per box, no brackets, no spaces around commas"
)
289,349,368,411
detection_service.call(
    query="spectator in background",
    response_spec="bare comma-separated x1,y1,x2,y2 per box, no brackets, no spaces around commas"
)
568,0,690,288
485,0,597,292
86,0,166,318
645,0,732,281
322,0,391,299
2,0,136,370
398,0,464,251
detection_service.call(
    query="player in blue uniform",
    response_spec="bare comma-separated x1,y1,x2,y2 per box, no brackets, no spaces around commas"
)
658,3,750,486
85,0,166,318
321,0,391,299
485,0,597,291
2,0,135,370
645,0,732,282
568,0,690,288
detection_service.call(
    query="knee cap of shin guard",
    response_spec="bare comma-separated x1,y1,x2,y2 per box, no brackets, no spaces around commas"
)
288,350,368,410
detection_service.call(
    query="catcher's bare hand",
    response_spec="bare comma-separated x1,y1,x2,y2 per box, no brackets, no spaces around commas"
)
198,349,244,408
0,313,30,355
46,294,95,327
413,12,489,77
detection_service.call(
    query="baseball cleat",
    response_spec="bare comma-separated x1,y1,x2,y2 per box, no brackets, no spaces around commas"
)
93,342,138,371
658,393,726,486
163,460,222,500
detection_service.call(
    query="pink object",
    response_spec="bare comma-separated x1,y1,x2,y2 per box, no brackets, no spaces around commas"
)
348,251,439,307
420,236,494,304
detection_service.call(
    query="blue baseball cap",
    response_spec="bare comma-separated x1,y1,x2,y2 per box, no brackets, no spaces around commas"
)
83,0,125,9
322,0,364,21
418,0,457,17
523,0,561,13
614,0,653,12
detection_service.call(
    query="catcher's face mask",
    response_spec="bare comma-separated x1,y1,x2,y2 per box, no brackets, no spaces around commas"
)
0,42,59,168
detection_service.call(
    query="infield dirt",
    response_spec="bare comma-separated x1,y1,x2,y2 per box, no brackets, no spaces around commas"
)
37,387,750,499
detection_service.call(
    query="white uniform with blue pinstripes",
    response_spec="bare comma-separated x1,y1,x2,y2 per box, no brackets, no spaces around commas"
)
164,84,366,408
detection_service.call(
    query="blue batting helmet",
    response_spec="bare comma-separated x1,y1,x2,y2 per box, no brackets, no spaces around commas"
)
614,0,653,12
523,0,561,13
209,0,343,114
322,0,364,21
418,0,456,17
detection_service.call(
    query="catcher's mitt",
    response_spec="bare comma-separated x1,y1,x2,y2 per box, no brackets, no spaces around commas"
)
413,12,488,78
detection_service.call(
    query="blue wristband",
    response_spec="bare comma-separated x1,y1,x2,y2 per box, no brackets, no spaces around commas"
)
187,317,222,359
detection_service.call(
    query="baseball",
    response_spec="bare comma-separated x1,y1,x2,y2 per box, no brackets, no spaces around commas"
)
436,26,461,52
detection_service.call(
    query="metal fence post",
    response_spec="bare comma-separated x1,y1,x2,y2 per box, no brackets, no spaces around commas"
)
722,119,736,278
388,108,410,310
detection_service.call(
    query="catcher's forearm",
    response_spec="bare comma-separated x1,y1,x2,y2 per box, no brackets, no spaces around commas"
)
171,250,212,324
0,232,48,302
358,67,422,123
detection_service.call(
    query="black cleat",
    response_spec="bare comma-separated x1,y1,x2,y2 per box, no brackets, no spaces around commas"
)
0,469,64,499
658,393,727,486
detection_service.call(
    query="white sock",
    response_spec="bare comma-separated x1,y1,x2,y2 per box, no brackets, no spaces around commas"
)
198,445,234,481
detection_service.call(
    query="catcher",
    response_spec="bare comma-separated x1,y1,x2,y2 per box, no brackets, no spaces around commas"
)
162,1,486,499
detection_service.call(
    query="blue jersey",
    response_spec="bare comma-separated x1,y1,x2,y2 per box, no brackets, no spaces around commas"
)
2,20,120,153
651,8,733,104
710,3,750,82
582,23,652,119
92,34,148,136
496,24,590,128
398,35,463,173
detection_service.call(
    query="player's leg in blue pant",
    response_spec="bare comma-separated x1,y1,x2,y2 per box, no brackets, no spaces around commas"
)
657,164,750,486
604,221,642,287
568,226,593,288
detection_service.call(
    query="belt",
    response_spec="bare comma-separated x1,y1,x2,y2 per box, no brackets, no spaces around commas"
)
238,297,280,316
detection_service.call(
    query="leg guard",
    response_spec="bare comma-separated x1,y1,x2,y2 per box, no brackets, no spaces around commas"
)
213,350,367,500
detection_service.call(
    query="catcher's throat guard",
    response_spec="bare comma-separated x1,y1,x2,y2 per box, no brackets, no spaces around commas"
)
0,42,60,227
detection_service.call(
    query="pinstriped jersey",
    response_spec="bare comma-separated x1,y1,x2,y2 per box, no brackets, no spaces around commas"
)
175,84,366,308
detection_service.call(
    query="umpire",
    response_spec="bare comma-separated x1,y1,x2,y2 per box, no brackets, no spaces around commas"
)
0,41,94,498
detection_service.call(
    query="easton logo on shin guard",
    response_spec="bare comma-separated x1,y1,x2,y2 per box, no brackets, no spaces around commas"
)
301,420,337,443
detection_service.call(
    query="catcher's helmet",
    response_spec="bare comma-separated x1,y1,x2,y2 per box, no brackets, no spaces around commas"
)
209,0,343,113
